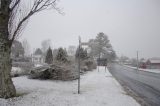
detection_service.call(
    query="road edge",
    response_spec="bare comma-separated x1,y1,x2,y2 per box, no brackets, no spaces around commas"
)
107,65,149,106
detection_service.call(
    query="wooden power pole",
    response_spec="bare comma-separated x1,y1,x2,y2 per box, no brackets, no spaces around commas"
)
137,51,139,71
78,36,81,94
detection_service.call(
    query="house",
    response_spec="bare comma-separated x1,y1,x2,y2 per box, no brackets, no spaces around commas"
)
146,58,160,69
32,48,44,64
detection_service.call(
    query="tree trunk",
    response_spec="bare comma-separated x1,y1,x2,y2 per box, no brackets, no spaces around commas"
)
0,38,16,98
0,0,16,98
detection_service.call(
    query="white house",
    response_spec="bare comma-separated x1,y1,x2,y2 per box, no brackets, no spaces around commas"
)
32,48,44,64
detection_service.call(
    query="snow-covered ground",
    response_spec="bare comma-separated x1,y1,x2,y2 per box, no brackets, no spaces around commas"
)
141,69,160,73
124,65,160,74
0,67,139,106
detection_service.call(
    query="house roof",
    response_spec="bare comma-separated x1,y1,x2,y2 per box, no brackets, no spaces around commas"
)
34,48,43,55
148,58,160,64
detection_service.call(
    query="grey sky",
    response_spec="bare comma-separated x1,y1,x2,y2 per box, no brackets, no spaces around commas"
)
20,0,160,58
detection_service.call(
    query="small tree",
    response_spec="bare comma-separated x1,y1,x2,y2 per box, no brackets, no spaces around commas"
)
45,47,53,64
56,48,68,62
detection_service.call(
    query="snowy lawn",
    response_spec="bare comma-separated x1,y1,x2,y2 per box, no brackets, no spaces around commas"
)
0,67,139,106
141,69,160,73
124,65,160,74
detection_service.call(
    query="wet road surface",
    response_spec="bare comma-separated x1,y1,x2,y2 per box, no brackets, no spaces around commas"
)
108,63,160,106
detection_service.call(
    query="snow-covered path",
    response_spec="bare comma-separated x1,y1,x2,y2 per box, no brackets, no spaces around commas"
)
0,67,140,106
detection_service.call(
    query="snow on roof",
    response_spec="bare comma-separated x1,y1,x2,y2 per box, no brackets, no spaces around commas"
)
34,48,43,55
148,59,160,64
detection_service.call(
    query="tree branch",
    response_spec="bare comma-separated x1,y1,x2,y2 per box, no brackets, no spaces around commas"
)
10,0,20,12
9,0,60,45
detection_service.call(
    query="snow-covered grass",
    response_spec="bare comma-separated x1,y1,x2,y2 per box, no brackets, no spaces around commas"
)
124,65,160,74
0,67,139,106
141,69,160,73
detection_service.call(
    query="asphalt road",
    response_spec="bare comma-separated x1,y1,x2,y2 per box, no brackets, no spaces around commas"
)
108,63,160,106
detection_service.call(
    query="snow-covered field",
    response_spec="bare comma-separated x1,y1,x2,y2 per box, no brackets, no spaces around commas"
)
0,67,139,106
141,69,160,73
124,65,160,74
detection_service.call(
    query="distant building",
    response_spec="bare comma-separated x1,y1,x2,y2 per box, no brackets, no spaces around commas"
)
124,59,132,65
32,48,44,64
146,58,160,69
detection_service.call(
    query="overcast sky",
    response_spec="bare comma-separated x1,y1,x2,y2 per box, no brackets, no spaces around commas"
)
20,0,160,58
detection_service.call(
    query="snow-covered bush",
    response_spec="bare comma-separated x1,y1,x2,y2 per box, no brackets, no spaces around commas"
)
28,62,78,81
11,67,25,77
80,59,97,71
83,59,97,71
28,66,51,79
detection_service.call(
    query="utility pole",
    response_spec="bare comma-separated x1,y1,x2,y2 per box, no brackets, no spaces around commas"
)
137,51,139,71
78,36,81,94
98,52,100,72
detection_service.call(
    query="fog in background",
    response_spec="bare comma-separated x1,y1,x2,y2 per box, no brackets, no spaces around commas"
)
20,0,160,58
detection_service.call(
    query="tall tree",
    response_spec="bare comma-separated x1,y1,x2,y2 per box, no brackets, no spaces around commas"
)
56,48,68,63
88,32,115,60
0,0,60,98
45,47,53,64
52,48,58,59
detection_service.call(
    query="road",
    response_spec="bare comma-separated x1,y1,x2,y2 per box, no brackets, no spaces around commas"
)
108,63,160,106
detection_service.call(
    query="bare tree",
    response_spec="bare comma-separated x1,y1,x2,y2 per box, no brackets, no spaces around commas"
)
0,0,61,98
41,39,52,54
